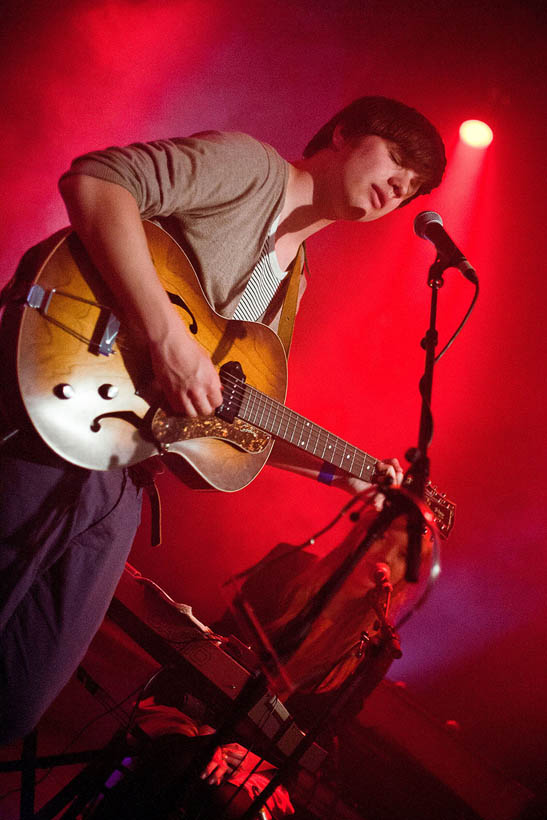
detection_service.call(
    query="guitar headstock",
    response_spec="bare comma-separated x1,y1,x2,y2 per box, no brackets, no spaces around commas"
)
424,482,456,539
403,475,456,539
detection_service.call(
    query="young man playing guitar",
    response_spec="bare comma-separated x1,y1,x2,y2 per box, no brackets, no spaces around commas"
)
0,97,446,744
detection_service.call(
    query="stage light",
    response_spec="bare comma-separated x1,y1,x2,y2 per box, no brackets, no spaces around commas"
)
459,120,493,148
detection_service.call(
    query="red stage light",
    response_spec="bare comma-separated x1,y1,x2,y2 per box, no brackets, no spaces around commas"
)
459,120,493,148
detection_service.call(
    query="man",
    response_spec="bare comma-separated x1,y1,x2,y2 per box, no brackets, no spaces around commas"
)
0,96,446,744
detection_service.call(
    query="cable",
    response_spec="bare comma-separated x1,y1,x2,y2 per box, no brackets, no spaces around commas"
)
435,280,480,363
0,677,148,804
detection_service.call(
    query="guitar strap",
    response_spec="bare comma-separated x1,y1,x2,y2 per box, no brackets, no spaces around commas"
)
276,243,305,357
128,458,165,547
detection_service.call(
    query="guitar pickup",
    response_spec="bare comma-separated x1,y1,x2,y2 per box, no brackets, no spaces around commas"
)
216,361,246,423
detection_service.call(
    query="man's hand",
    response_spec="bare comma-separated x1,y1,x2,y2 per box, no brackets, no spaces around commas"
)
372,457,404,488
149,321,223,417
334,457,403,496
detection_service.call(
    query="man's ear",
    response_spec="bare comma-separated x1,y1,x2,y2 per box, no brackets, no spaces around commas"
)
331,122,347,150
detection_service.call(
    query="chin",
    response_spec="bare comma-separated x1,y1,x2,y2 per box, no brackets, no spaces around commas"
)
344,205,368,221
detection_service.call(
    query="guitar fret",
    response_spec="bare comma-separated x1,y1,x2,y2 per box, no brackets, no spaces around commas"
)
263,399,273,431
294,416,302,445
310,425,321,456
334,440,346,468
323,433,335,461
270,402,281,431
245,388,253,420
348,448,357,475
274,406,284,436
276,406,288,435
358,454,376,479
242,388,252,419
257,397,267,429
279,408,290,439
288,411,296,443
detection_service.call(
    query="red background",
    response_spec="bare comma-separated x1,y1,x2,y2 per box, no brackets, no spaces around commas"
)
1,0,545,803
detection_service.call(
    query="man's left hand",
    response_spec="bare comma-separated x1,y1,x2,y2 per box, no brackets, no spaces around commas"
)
334,456,403,495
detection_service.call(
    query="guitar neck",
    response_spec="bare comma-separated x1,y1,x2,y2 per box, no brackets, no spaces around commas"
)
220,370,455,539
239,383,379,480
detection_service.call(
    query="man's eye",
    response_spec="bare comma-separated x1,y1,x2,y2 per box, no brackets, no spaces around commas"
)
389,150,402,166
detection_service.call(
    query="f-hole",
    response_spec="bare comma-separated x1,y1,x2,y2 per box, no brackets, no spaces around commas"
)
166,291,198,334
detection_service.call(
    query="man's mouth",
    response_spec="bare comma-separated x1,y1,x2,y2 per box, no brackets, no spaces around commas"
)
371,184,385,209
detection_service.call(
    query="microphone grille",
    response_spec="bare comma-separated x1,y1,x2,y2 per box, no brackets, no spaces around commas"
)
414,210,443,238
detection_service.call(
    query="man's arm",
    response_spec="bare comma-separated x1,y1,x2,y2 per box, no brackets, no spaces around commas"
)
58,174,222,417
268,439,403,494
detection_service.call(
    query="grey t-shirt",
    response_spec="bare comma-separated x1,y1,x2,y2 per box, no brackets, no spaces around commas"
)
60,131,290,318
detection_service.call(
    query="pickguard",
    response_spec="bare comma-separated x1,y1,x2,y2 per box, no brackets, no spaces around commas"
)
151,407,271,453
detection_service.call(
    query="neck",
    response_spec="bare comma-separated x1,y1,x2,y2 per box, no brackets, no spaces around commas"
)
276,157,335,245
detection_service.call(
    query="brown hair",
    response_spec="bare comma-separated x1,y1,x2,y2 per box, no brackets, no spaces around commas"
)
304,96,446,206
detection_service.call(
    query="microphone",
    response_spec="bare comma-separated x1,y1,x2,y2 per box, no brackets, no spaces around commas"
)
373,562,392,586
414,211,478,284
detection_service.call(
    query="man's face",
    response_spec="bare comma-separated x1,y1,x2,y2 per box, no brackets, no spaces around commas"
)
328,131,421,222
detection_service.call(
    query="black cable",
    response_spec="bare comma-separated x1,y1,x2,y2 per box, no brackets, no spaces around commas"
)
435,280,480,363
0,671,159,804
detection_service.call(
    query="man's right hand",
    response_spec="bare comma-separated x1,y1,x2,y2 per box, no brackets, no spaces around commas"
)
149,322,223,417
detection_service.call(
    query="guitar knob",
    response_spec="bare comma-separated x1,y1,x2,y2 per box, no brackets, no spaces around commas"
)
54,383,75,399
98,384,119,400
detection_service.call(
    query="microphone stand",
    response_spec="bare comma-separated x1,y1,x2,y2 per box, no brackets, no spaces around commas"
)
404,254,445,582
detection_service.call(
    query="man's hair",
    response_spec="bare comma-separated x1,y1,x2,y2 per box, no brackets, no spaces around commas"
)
303,96,446,205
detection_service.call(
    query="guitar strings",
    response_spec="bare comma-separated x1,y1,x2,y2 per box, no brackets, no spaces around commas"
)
219,372,373,463
216,371,377,478
214,374,448,517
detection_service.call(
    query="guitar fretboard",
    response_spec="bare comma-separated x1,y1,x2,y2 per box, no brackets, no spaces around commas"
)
239,383,378,480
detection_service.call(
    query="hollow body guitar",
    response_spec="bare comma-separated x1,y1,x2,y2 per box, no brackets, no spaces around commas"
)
16,221,455,536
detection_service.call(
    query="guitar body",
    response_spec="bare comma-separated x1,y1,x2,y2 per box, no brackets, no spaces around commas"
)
16,221,287,491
